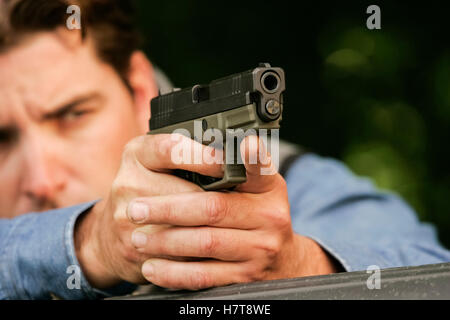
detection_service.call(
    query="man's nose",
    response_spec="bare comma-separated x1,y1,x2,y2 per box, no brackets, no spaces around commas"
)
21,136,65,202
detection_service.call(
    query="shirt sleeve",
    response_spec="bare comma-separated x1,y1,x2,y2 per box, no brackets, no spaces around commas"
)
0,202,136,300
285,153,450,272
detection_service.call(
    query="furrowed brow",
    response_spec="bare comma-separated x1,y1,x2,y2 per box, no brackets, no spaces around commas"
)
42,93,101,120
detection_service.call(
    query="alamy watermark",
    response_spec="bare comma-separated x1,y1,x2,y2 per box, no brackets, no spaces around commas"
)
66,5,81,30
66,265,81,290
366,5,381,30
366,265,381,290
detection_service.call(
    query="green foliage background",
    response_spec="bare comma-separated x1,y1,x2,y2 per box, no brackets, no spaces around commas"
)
135,1,450,248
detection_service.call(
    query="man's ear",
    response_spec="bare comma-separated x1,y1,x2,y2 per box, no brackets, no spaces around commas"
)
127,51,159,134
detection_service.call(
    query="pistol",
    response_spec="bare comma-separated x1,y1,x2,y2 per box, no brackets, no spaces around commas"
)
148,63,285,190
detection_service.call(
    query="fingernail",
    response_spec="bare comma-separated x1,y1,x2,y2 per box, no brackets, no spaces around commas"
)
128,202,148,223
142,261,155,277
131,231,147,247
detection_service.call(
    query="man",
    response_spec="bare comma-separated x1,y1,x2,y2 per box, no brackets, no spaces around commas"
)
0,0,449,300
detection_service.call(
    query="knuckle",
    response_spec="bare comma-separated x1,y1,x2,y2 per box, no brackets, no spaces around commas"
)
110,179,136,200
276,211,291,229
189,270,212,290
241,264,266,283
159,138,173,161
269,204,291,230
156,134,180,162
152,233,167,255
113,207,127,224
205,194,227,224
262,236,283,261
120,239,143,263
110,179,124,196
199,230,219,256
122,247,140,263
158,200,173,223
122,137,141,159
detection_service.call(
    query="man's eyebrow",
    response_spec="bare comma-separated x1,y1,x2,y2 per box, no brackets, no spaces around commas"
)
42,93,102,120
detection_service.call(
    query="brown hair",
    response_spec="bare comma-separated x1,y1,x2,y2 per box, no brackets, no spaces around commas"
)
0,0,141,87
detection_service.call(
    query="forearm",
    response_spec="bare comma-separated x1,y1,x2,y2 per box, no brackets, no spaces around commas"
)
286,153,450,271
0,203,99,299
0,201,136,300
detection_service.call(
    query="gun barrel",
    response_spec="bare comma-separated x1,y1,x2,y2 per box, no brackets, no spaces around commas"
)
261,71,281,93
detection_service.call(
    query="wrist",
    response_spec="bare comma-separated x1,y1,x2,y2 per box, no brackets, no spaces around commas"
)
74,200,121,289
298,234,343,276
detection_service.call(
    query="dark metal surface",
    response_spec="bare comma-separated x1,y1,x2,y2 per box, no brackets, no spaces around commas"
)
111,262,450,300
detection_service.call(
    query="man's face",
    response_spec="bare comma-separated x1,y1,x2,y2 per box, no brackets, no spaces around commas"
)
0,31,154,217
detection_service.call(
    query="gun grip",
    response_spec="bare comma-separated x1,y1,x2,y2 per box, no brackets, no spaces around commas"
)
200,163,247,190
173,164,246,190
173,138,247,190
200,134,247,190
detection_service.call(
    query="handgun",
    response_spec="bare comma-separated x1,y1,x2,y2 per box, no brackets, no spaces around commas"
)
148,63,285,190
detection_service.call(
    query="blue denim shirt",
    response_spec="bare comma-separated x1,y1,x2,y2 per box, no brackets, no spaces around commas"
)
1,154,449,299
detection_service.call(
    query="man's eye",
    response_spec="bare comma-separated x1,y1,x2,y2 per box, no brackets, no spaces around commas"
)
64,110,86,120
60,109,88,121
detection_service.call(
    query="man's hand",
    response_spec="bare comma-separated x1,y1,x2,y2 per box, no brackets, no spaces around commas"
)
126,135,339,290
74,134,223,288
